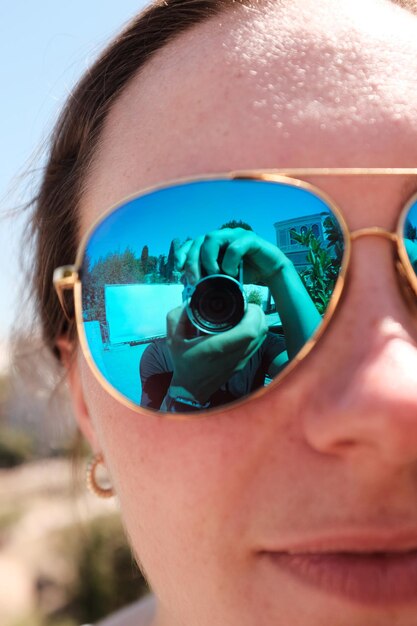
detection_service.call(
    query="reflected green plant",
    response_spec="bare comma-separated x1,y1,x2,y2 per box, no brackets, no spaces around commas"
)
290,216,344,315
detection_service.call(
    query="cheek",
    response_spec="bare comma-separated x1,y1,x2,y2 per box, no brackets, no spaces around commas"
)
78,352,314,584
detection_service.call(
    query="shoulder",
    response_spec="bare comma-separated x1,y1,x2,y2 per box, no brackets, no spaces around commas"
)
141,339,167,360
93,594,157,626
140,339,170,373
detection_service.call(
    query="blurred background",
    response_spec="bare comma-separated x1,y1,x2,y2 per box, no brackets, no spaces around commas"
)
0,3,152,624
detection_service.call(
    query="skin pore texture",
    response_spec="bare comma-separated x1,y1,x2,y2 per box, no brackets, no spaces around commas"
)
63,0,417,624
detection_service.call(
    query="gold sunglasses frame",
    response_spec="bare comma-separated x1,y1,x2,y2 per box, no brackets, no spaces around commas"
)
53,168,417,419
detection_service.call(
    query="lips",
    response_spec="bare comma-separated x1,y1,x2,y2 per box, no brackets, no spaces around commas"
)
260,529,417,605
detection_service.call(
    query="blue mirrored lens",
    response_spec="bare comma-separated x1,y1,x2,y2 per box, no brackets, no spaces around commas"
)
81,178,345,413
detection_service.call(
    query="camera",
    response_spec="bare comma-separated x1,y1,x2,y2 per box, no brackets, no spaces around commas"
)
182,264,247,334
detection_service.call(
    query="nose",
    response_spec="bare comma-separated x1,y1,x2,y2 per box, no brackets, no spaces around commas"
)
300,235,417,471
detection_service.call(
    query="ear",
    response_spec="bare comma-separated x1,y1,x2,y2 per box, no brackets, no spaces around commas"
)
56,337,99,452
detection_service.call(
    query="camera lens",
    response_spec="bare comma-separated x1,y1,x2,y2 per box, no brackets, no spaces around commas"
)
187,275,246,333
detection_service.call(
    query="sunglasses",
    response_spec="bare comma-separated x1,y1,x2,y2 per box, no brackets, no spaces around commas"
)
53,169,417,417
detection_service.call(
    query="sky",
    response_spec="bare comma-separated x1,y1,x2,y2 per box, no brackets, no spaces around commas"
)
84,179,330,265
0,0,149,355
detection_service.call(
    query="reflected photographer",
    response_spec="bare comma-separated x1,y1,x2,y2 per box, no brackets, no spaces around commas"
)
140,226,322,411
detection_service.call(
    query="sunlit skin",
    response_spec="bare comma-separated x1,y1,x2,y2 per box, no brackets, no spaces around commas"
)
60,1,417,624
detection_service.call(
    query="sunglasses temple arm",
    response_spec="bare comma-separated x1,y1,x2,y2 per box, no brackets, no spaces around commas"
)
53,265,78,322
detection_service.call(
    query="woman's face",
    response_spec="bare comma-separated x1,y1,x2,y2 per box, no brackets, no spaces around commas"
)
68,1,417,625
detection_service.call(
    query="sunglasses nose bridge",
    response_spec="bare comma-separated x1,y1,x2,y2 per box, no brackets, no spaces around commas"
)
350,227,398,243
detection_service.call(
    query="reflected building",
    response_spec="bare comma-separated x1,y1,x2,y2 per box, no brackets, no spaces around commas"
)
274,212,328,272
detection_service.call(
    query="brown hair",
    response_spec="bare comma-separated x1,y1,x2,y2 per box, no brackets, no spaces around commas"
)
29,0,416,363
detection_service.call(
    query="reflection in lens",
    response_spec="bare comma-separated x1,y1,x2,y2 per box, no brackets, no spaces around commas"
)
80,179,346,413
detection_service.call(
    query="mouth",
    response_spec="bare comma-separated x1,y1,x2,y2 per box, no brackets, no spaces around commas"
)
260,531,417,605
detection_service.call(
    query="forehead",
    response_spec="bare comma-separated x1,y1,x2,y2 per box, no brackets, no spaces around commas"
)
82,0,417,230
